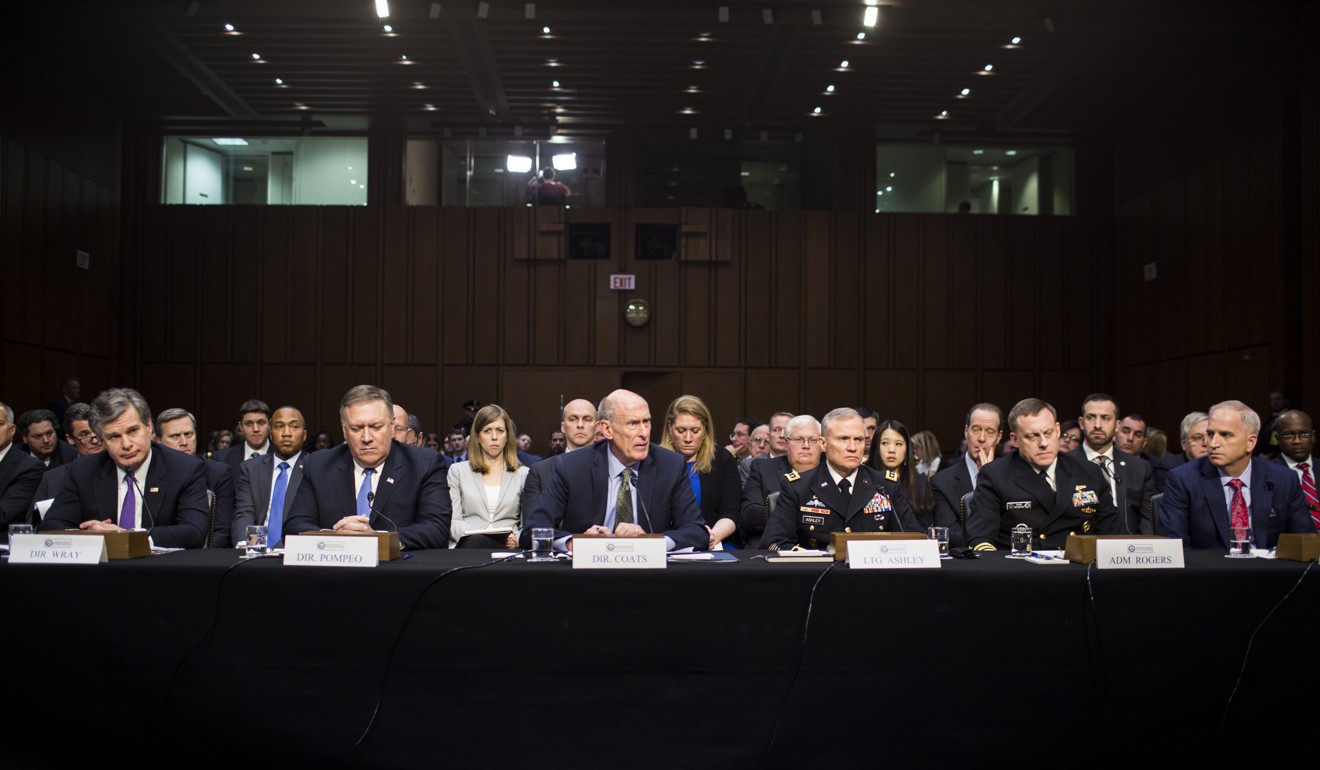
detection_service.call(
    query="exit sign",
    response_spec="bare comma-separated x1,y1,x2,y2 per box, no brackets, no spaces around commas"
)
610,274,636,291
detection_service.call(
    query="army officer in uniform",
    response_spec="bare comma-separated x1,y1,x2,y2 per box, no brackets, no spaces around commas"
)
966,398,1119,551
760,408,919,549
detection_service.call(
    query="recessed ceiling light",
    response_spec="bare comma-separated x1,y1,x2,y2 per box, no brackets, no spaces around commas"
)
211,138,248,146
274,77,284,85
679,107,697,115
889,172,895,178
960,87,971,96
984,63,994,71
412,81,427,89
840,59,850,68
242,166,254,172
552,80,560,88
863,6,879,27
350,179,358,185
542,26,551,34
856,32,866,40
686,85,701,93
250,52,262,60
1006,150,1018,156
1011,36,1022,45
383,24,393,32
224,23,234,31
886,186,893,192
825,84,835,93
812,106,822,114
424,104,437,111
400,54,413,64
972,149,985,155
376,0,390,19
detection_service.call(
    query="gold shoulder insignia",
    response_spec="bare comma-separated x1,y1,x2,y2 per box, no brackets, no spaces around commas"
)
885,469,899,482
784,470,800,482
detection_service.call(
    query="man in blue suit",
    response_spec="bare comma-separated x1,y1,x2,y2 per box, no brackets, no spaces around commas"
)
520,389,707,552
285,385,450,551
41,388,211,549
1159,400,1314,549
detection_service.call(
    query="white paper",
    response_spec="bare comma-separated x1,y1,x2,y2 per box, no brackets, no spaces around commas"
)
846,539,941,569
572,537,666,569
283,534,379,568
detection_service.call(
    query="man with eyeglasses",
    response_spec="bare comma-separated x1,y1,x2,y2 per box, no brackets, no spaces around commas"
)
0,400,44,538
966,398,1118,551
1272,409,1320,531
723,418,756,461
760,408,917,550
932,402,1002,549
1163,411,1209,469
32,403,107,525
741,414,824,548
17,408,77,472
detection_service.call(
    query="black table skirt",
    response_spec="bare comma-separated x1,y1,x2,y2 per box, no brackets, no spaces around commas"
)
4,548,1315,768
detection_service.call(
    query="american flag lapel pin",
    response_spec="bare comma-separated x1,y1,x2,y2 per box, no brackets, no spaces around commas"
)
386,477,395,485
149,487,159,493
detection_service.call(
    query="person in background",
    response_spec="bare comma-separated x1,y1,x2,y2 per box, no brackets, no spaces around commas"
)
912,430,943,476
867,419,936,529
660,395,741,549
1145,427,1168,458
311,431,334,451
1059,420,1082,454
447,405,527,548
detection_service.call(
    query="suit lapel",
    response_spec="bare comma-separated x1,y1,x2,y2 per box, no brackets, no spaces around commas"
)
0,450,16,488
1199,462,1231,546
590,445,610,525
369,449,404,521
286,455,307,515
254,457,273,524
144,450,168,525
1248,459,1274,546
335,450,358,516
813,465,854,518
95,458,118,522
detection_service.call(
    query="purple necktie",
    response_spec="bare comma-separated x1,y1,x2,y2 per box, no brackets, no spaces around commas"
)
119,474,136,530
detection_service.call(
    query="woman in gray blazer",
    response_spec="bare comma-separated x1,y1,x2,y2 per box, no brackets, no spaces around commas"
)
448,404,529,548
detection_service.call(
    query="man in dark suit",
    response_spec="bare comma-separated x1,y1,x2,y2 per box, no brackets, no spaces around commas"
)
1163,411,1209,470
1272,409,1320,531
32,403,105,520
932,402,1003,549
1,401,44,539
209,399,271,476
156,407,236,548
41,388,211,548
761,408,919,550
232,406,309,548
46,376,80,429
1116,413,1168,494
1070,393,1158,535
1160,400,1313,549
520,398,598,515
967,398,1119,551
740,414,822,548
286,385,451,551
520,389,707,551
17,408,77,472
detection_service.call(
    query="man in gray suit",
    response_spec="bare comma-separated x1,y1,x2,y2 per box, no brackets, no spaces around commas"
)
520,398,598,515
232,406,308,547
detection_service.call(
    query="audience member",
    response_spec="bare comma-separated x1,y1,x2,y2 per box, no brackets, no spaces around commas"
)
32,403,104,516
46,376,81,429
932,403,1003,549
1165,411,1209,469
659,395,741,549
1116,413,1167,493
1257,389,1290,457
230,406,309,549
912,430,943,476
520,398,597,515
548,430,567,455
740,414,822,549
156,407,236,548
1059,420,1082,454
1072,394,1157,535
209,399,272,477
867,419,936,529
0,400,43,538
448,405,527,548
17,408,76,471
312,431,334,451
1271,409,1319,531
724,418,755,460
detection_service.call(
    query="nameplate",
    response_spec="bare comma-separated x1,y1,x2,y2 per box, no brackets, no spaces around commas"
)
283,534,380,568
846,539,941,569
9,534,107,565
1095,538,1185,569
572,536,666,569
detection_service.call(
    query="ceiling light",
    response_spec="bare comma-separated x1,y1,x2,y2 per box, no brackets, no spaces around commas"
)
211,138,249,146
274,77,284,85
960,87,971,96
224,23,234,31
1011,36,1022,45
242,166,254,172
376,0,390,19
424,104,436,111
542,26,551,34
839,59,850,68
293,103,308,110
383,24,393,33
507,155,533,173
686,85,701,93
813,106,822,114
1006,150,1018,156
400,54,413,64
552,80,560,88
679,107,697,115
691,60,706,69
552,153,577,170
863,6,879,27
984,63,994,71
250,52,262,60
889,172,895,177
350,179,358,186
885,186,892,192
856,32,866,41
412,81,427,89
825,84,835,93
972,149,984,155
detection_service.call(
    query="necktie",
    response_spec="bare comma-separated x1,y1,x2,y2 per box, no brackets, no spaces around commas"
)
616,468,634,525
838,478,851,499
1227,478,1249,530
1040,468,1055,492
119,474,136,530
1298,462,1319,529
268,461,290,541
1094,455,1116,500
357,468,374,519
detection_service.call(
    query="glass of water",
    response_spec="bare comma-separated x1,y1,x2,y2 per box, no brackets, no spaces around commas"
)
244,525,268,558
927,526,951,559
1009,524,1033,557
528,527,555,562
1227,525,1253,558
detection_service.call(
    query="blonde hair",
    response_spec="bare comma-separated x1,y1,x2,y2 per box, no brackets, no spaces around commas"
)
660,395,716,474
468,404,521,473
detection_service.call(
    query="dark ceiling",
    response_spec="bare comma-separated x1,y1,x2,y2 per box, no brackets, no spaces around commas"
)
5,0,1302,141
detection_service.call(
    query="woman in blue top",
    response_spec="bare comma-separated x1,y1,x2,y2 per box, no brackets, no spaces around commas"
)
660,395,742,549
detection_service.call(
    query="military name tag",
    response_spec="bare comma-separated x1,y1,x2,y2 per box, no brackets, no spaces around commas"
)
847,539,941,569
572,536,666,569
284,534,379,568
1095,539,1184,569
8,534,107,565
1006,501,1032,510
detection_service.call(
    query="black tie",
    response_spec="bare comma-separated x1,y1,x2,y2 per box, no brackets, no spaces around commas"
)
838,478,851,498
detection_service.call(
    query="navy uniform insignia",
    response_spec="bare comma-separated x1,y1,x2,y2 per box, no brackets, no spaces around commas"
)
863,492,893,514
1083,520,1093,533
785,470,801,482
885,469,899,482
1071,487,1099,507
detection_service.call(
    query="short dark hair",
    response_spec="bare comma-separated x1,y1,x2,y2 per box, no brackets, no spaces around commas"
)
155,408,197,436
964,402,1003,428
407,414,422,434
339,385,392,423
238,399,271,421
1007,398,1057,434
1080,393,1119,416
856,406,879,421
17,408,58,436
63,403,95,437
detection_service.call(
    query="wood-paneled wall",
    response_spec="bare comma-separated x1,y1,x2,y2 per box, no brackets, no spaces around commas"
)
1112,14,1317,436
129,205,1107,453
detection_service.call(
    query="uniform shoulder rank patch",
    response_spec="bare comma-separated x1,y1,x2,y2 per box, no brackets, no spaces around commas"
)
784,469,800,482
1071,486,1099,507
864,491,893,514
885,469,899,482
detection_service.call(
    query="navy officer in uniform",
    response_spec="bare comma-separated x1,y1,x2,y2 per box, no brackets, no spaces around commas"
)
760,407,918,549
966,397,1119,551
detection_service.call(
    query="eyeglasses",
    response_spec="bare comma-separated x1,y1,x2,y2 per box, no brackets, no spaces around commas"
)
1279,431,1315,441
72,432,102,447
786,437,818,448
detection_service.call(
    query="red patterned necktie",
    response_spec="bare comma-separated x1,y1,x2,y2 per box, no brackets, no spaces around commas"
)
1299,462,1319,530
1227,478,1249,530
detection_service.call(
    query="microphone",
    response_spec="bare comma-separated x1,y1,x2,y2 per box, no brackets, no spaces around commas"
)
627,473,656,534
365,491,399,533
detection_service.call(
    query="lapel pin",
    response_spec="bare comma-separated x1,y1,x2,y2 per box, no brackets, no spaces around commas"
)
386,477,395,485
149,487,159,493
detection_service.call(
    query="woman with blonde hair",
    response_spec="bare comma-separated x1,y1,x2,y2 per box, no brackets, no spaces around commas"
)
448,404,529,548
660,395,743,549
911,430,943,476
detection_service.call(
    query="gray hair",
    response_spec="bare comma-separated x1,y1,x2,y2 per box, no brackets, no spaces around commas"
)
1209,400,1261,435
339,385,393,423
597,389,645,424
820,407,861,436
785,414,820,438
1179,411,1209,440
0,401,13,423
155,408,198,437
90,388,153,436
